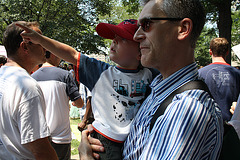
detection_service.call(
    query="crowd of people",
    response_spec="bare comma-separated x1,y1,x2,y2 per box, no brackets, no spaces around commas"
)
0,0,240,160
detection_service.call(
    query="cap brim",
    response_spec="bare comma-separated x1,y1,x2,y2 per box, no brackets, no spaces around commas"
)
96,23,134,41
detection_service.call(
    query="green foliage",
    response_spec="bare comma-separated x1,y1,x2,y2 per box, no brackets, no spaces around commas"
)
195,27,217,67
0,0,108,54
232,10,240,46
122,0,141,15
89,0,114,16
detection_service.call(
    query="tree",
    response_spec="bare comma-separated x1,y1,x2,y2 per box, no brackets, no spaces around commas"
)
201,0,240,64
231,9,240,62
232,10,240,46
195,27,217,67
0,0,113,54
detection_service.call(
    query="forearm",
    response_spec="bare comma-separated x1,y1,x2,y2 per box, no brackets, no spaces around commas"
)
82,97,92,123
39,35,78,65
73,97,84,108
24,137,58,160
34,150,58,160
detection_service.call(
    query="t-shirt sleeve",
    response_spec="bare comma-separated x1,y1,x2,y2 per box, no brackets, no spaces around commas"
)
17,95,50,145
77,53,110,91
65,72,81,101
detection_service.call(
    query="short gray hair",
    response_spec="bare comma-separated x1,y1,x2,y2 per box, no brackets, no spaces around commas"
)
140,0,206,48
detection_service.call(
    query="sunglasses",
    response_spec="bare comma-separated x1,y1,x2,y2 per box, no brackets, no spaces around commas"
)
138,17,184,32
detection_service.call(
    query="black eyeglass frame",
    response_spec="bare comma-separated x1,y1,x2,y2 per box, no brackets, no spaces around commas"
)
138,17,184,32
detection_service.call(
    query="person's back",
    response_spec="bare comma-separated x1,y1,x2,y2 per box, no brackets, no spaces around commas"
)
32,67,75,140
32,52,83,159
199,38,240,121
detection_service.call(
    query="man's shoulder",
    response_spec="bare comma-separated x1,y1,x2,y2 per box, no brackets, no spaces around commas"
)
32,66,69,81
199,63,240,75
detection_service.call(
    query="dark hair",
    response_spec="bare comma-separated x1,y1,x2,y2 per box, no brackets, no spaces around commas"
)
0,55,7,64
210,38,229,57
3,21,39,57
140,0,206,48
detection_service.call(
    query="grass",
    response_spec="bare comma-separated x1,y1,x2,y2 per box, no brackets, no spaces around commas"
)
70,118,81,157
70,118,81,125
71,139,80,155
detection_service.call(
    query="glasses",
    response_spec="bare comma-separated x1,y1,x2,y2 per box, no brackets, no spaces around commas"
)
138,17,184,32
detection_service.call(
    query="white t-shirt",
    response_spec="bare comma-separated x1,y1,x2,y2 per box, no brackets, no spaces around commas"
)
32,66,81,144
78,54,156,142
0,66,50,159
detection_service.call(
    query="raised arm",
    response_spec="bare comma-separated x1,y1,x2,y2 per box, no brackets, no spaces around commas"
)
16,23,79,65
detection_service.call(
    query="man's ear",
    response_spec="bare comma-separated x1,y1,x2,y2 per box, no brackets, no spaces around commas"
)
226,50,229,56
177,18,193,40
20,42,29,53
209,49,213,56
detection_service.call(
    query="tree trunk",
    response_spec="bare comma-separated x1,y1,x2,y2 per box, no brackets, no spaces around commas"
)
217,0,232,64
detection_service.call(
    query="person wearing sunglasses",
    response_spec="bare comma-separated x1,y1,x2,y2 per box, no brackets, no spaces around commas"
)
78,0,223,159
17,18,158,159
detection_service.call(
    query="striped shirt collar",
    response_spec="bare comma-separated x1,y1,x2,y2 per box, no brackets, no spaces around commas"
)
123,62,218,159
150,62,199,98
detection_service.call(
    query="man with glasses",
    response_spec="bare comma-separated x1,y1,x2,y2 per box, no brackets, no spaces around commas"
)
79,0,223,159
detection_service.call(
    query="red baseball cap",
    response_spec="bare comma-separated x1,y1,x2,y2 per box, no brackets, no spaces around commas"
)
96,19,138,41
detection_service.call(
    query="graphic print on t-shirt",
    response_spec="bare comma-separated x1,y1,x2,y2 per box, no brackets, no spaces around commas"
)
111,79,148,122
212,71,230,86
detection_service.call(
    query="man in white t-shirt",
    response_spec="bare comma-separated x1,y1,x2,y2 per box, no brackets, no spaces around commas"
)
0,21,58,159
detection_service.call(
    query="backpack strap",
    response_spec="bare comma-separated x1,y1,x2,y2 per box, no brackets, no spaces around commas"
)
149,80,212,132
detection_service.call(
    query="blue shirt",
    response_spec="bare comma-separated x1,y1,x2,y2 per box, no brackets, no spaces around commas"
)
198,62,240,121
123,63,223,159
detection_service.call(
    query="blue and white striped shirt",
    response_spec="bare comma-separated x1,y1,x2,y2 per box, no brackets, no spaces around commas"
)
123,63,223,160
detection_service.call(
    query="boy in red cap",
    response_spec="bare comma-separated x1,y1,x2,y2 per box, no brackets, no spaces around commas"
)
17,19,157,159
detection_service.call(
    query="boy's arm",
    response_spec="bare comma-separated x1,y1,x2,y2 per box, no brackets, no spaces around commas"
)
16,23,78,65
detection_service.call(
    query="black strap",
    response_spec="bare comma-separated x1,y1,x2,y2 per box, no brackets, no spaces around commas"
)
149,80,212,132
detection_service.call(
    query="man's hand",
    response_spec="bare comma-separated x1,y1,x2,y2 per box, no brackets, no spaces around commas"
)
79,129,95,160
78,125,104,160
78,122,87,132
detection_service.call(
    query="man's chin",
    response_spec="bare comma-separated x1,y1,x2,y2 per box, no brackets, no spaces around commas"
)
141,59,151,68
